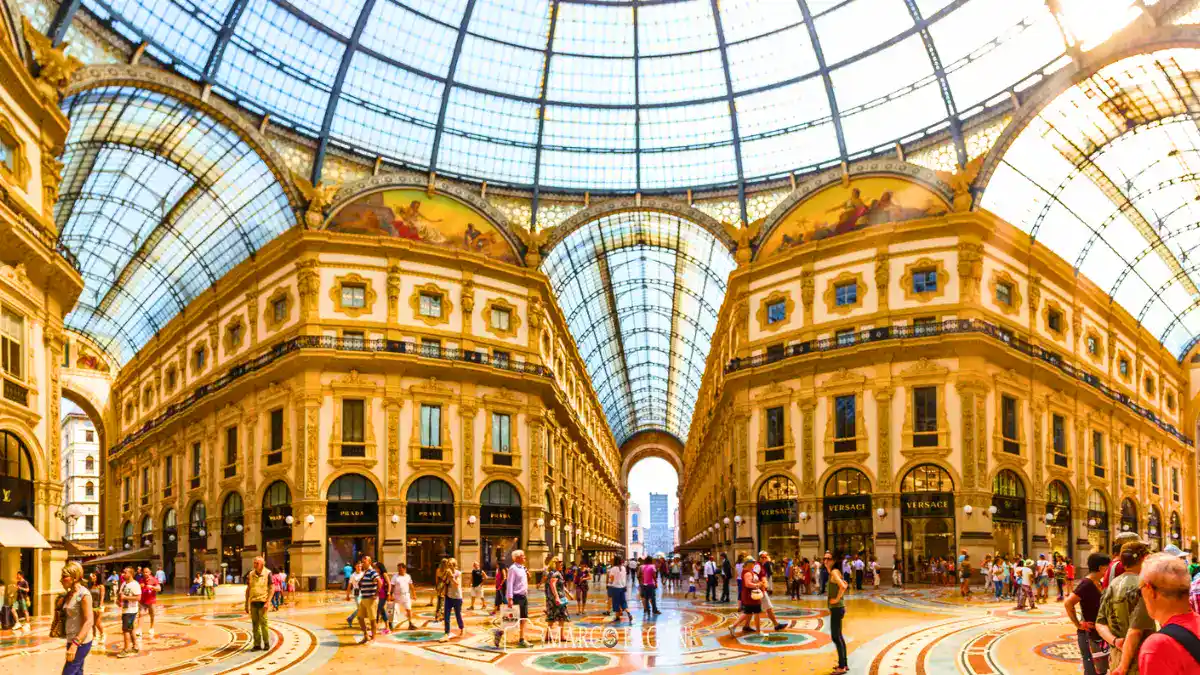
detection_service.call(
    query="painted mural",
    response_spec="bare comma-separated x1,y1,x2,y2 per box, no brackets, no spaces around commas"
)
761,176,950,259
326,189,520,265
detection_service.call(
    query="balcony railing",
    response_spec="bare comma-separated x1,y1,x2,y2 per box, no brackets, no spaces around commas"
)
2,378,28,406
110,335,553,458
725,319,1193,447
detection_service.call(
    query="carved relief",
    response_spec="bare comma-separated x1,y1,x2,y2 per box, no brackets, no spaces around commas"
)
387,406,400,497
461,405,477,501
801,402,816,494
1032,399,1045,493
957,242,983,304
874,252,890,311
386,264,402,323
22,17,84,104
296,259,321,318
876,388,893,491
41,153,63,218
305,405,320,498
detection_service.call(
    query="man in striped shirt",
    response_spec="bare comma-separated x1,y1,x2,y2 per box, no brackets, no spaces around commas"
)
356,556,379,643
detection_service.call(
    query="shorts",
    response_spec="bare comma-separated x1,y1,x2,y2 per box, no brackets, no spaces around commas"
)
470,585,483,599
358,597,378,621
511,594,529,619
393,593,412,611
122,613,137,631
140,603,157,617
1036,577,1050,588
742,602,762,614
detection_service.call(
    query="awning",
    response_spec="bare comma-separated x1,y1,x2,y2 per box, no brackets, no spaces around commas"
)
0,517,50,549
85,546,154,567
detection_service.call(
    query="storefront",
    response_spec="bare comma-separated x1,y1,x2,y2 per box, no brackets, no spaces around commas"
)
188,501,208,580
326,474,379,587
261,481,292,575
901,464,956,582
1045,480,1072,559
221,493,245,582
1148,506,1163,551
823,469,873,558
991,470,1026,558
480,481,521,572
0,431,45,612
406,476,454,584
162,508,178,586
1120,498,1138,537
1086,490,1108,556
757,475,800,560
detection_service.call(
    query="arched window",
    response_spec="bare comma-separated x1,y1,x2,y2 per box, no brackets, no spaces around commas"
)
758,475,799,501
1170,511,1183,545
1149,506,1163,548
405,475,450,503
262,480,291,508
481,481,521,506
993,470,1025,498
222,493,244,519
329,474,379,501
1120,498,1138,533
85,481,95,498
141,515,153,534
0,430,33,480
85,456,94,471
163,508,177,530
1088,490,1107,514
901,464,954,492
825,469,870,497
190,501,206,525
1047,480,1071,506
122,520,132,540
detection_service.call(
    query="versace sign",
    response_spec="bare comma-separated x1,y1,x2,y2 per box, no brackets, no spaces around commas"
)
824,495,872,521
757,499,799,524
901,493,954,518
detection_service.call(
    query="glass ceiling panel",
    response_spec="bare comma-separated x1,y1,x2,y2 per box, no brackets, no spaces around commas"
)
56,86,295,365
82,0,1140,191
980,49,1200,358
542,211,735,445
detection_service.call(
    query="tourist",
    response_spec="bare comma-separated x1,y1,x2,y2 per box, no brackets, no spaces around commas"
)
756,552,787,631
959,553,972,598
374,562,391,634
59,562,94,675
1137,552,1200,673
1035,554,1052,603
355,555,379,643
544,557,573,643
871,555,881,588
505,549,531,648
720,552,733,602
703,554,717,602
626,557,638,592
892,555,903,589
244,556,271,651
138,565,160,640
345,561,363,627
343,561,353,590
1190,556,1200,581
440,558,464,640
820,550,831,593
640,557,660,615
842,556,854,591
1066,558,1077,597
852,553,865,591
1013,559,1028,609
203,570,215,599
270,569,284,611
1065,552,1111,675
729,555,763,635
491,562,508,617
433,558,449,621
686,571,697,599
669,558,681,594
981,555,993,593
12,571,30,632
607,555,631,623
390,562,415,630
1097,541,1155,675
189,573,200,597
468,561,486,611
575,560,591,613
827,552,850,674
155,567,166,592
117,567,141,657
287,573,297,602
789,560,803,599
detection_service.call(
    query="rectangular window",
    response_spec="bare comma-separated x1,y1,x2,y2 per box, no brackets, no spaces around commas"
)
1086,336,1098,355
343,330,365,350
1052,415,1067,467
164,455,173,487
0,136,14,173
766,300,786,324
420,338,441,357
492,412,512,460
765,406,785,451
419,293,442,318
224,426,238,477
1092,431,1105,478
1001,395,1019,454
122,476,129,509
85,482,94,497
834,395,856,453
420,404,442,450
1048,309,1063,332
84,515,94,532
272,297,287,323
1150,456,1160,495
141,467,149,505
913,386,938,447
912,269,938,293
1171,467,1180,501
166,368,176,391
1,308,23,379
491,307,511,331
228,323,241,345
341,399,365,457
835,328,855,346
85,429,94,443
194,345,206,371
913,316,937,336
631,513,639,528
341,284,366,308
1124,444,1135,487
268,408,284,465
995,282,1012,306
62,341,70,368
1119,358,1130,377
834,282,857,307
190,442,201,489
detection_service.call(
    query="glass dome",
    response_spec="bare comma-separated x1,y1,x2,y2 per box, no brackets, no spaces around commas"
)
80,0,1105,193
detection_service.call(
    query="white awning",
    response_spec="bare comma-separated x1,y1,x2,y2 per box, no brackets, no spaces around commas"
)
0,517,51,549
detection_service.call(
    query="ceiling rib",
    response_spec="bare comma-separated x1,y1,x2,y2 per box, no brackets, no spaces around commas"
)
427,0,480,175
530,0,562,229
903,0,967,167
710,0,747,225
311,0,377,184
795,0,847,161
202,0,251,83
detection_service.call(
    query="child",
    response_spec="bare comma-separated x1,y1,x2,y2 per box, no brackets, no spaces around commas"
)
685,574,697,599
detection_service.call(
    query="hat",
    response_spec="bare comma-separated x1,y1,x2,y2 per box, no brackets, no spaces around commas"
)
758,550,768,557
1163,544,1189,559
1025,559,1034,566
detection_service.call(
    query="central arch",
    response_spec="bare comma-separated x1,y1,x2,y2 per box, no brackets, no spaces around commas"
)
620,430,684,492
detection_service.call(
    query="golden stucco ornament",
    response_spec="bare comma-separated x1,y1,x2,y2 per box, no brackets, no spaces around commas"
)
292,172,340,229
935,155,984,212
722,218,762,265
22,17,84,104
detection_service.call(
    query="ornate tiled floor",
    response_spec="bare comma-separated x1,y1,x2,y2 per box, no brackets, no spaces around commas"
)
0,583,1089,673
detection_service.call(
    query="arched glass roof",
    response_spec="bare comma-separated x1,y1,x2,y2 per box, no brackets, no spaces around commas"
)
79,0,1108,192
541,211,735,445
57,86,295,364
981,49,1200,359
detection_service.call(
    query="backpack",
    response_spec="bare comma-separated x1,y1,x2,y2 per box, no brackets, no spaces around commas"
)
1160,624,1200,666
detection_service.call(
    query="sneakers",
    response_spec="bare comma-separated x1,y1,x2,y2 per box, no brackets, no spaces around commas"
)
516,639,532,649
774,623,787,631
117,650,135,658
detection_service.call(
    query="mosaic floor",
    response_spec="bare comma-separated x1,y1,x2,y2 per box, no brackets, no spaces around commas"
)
0,582,1089,674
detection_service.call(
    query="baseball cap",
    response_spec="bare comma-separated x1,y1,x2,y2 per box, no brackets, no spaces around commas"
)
1163,544,1189,559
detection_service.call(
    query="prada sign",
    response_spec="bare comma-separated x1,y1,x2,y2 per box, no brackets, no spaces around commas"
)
328,502,379,525
0,476,32,519
901,493,954,518
824,495,872,521
481,505,522,528
406,502,452,525
757,499,799,524
262,507,293,532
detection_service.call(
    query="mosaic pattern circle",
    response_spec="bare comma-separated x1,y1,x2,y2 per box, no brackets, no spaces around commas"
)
527,652,616,672
739,631,815,648
102,632,198,655
391,630,445,643
1036,634,1082,662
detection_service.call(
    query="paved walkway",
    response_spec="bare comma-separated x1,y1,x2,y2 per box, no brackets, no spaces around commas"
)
0,583,1086,673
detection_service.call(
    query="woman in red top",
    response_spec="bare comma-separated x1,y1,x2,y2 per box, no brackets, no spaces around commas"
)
728,556,763,636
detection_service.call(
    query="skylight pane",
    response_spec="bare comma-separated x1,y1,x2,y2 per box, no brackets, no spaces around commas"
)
726,25,818,93
455,35,546,99
547,55,636,104
362,0,459,77
830,36,935,113
638,51,728,105
542,105,636,151
469,0,550,49
816,0,915,66
554,1,634,57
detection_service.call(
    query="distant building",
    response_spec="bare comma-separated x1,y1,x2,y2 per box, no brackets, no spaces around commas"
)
645,493,675,555
627,503,645,560
60,413,101,544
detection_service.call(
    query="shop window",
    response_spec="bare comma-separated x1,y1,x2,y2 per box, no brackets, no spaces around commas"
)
913,386,938,447
833,395,856,453
911,269,938,294
834,282,857,307
419,292,442,318
341,283,366,309
995,282,1013,306
766,300,786,324
1000,395,1019,454
1124,444,1134,487
1150,457,1160,495
1,308,23,379
341,399,366,457
1052,415,1067,467
420,404,442,459
268,408,284,465
1092,431,1105,478
224,426,238,478
765,406,785,457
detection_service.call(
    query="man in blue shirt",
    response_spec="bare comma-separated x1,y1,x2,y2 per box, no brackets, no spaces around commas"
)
343,562,353,590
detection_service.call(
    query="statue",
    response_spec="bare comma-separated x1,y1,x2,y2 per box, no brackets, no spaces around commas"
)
722,219,762,265
22,17,84,104
935,155,984,212
292,172,340,229
513,224,557,267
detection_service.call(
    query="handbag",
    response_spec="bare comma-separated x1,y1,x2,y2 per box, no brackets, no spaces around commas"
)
49,592,68,638
749,588,764,601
